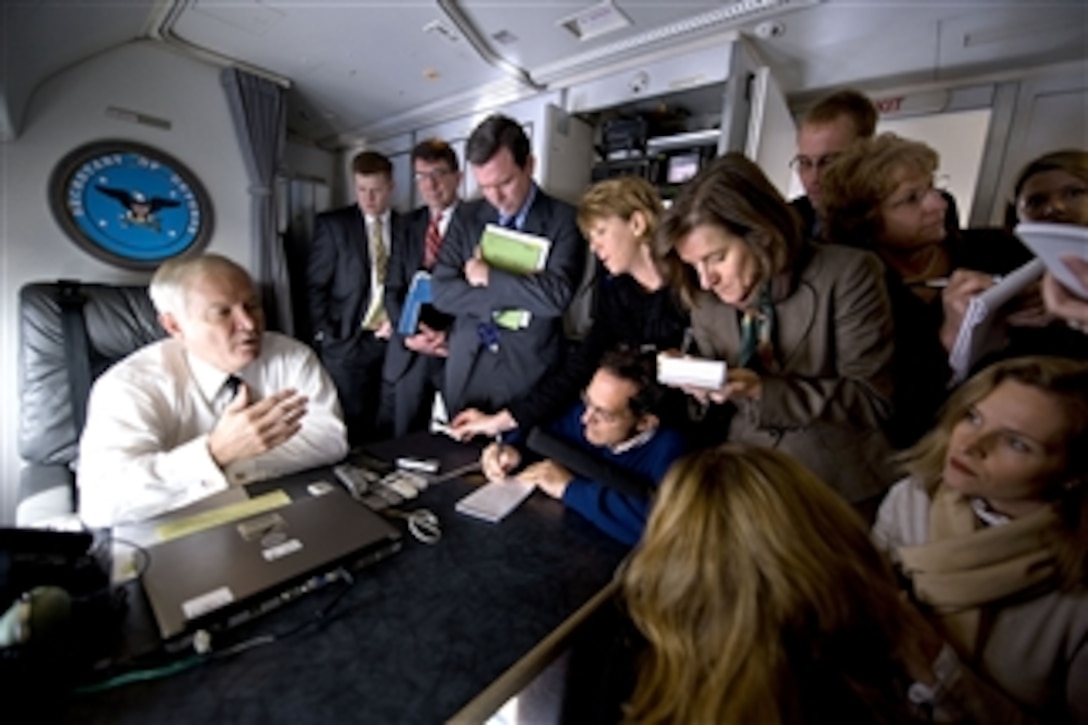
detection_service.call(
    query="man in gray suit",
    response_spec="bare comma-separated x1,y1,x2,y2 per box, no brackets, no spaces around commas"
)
433,114,585,423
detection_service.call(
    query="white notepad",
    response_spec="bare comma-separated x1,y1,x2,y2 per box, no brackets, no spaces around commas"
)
656,353,727,389
455,479,534,523
948,257,1046,384
1014,222,1088,298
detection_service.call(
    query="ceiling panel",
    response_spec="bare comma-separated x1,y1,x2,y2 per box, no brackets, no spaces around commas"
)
4,0,1086,147
747,1,1088,95
0,0,155,141
170,0,512,140
458,0,727,70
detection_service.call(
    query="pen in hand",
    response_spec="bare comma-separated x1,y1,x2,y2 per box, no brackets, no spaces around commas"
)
681,327,694,355
912,274,1004,290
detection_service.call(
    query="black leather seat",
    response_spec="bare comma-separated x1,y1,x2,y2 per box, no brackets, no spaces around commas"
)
16,282,163,524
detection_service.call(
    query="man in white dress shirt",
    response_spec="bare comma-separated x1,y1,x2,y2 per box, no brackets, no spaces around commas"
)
77,253,348,527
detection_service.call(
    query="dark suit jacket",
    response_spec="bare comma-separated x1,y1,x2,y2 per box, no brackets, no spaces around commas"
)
306,204,406,343
382,205,455,381
306,204,407,440
431,191,586,415
690,243,896,503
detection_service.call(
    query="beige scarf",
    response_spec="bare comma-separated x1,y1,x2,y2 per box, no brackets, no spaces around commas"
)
897,484,1059,658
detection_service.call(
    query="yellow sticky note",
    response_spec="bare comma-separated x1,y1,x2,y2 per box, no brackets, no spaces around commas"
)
155,490,292,541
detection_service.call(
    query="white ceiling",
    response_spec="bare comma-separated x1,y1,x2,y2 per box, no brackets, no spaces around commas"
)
1,0,1085,147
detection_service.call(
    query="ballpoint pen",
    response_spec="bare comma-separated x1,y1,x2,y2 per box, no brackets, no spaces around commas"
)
681,327,694,355
912,274,1003,289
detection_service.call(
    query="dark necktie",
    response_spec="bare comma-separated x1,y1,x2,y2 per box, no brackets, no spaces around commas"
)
216,374,243,414
423,212,442,269
224,375,243,399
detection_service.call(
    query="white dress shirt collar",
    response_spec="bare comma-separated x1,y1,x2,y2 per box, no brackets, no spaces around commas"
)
186,348,243,405
609,426,658,455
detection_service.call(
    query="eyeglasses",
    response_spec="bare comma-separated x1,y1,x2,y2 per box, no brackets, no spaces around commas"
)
885,176,947,211
789,153,842,173
580,390,630,424
413,168,452,183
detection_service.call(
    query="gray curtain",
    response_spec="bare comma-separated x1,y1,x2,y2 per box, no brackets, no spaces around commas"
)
279,176,329,343
221,67,291,335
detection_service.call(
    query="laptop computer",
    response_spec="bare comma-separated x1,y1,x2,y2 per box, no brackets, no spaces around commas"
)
139,488,401,645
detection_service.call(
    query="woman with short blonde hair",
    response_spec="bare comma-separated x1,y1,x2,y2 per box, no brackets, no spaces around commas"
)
822,133,1040,446
576,176,663,244
451,174,688,440
822,133,940,251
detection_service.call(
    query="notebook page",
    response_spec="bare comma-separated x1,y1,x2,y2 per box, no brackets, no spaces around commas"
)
455,479,534,523
948,258,1045,384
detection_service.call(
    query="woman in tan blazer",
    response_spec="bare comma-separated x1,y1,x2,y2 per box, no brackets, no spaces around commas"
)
655,152,896,506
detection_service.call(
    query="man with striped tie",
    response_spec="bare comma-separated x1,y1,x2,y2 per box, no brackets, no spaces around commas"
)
307,150,406,444
379,139,463,438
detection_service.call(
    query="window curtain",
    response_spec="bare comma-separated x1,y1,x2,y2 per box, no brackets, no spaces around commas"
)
221,67,292,335
279,176,329,343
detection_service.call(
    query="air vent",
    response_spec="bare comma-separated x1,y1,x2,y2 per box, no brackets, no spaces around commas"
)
558,0,632,41
106,106,171,131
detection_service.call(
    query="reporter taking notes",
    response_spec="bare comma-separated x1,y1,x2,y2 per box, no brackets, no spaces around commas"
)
479,348,684,546
77,254,348,528
654,153,895,505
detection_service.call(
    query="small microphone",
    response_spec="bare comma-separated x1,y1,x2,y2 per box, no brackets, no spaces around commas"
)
0,586,72,648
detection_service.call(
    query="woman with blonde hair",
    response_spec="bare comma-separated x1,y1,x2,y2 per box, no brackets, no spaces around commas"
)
822,133,1038,446
452,175,687,439
621,444,930,723
654,151,895,506
874,355,1088,721
823,132,1033,284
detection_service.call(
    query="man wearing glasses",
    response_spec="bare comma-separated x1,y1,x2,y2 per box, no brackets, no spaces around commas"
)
790,89,879,239
478,348,685,546
790,89,959,241
380,139,463,437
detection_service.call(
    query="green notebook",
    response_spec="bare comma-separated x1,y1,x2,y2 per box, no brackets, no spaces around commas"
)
478,223,551,330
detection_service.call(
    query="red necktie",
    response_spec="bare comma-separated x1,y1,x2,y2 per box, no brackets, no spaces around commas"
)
423,212,442,269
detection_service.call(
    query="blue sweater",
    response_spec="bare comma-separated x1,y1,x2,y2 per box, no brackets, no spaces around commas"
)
547,404,685,546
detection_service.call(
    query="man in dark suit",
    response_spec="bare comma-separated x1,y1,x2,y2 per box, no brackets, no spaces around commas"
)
306,150,404,444
433,114,586,420
379,139,463,437
790,89,959,240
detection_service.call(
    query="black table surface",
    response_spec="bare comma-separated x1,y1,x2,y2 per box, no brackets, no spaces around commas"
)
59,434,629,723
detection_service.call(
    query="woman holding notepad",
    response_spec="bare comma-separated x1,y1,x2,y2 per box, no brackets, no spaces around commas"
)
654,152,895,511
822,134,1039,446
